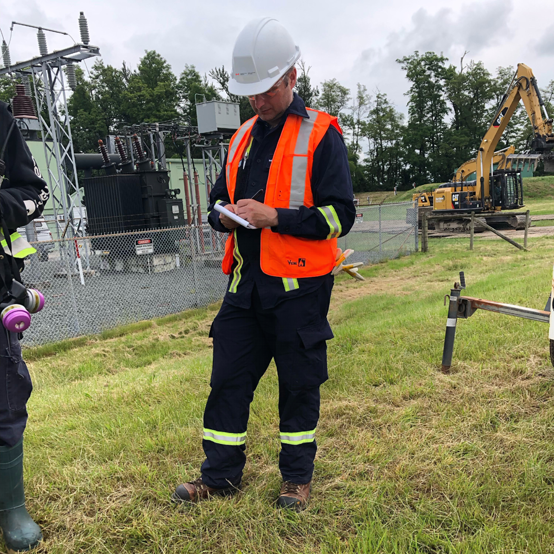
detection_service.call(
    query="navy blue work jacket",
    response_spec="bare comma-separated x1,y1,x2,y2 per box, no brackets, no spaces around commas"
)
208,93,355,310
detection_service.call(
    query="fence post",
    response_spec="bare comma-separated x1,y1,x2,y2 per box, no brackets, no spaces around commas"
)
470,211,475,250
524,210,530,249
190,227,200,307
414,205,419,252
379,205,382,254
61,242,81,336
471,217,528,251
422,213,428,253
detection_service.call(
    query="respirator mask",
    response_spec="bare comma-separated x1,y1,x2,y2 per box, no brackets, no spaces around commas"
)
0,280,44,332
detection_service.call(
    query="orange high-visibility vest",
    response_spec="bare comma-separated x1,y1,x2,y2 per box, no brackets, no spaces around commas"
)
221,108,342,278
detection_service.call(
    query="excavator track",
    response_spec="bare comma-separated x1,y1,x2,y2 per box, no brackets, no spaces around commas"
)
429,213,529,235
434,217,487,233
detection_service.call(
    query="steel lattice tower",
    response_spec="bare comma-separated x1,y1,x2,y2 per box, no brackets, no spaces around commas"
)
0,18,100,238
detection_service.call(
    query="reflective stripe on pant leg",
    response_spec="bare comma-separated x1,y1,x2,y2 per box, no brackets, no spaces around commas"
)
203,428,247,446
280,429,316,445
201,299,273,489
278,385,321,484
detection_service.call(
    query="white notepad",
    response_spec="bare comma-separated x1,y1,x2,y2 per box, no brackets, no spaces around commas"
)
214,203,257,229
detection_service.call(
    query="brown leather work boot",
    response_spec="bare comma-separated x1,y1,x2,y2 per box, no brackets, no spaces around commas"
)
172,477,239,504
276,480,312,511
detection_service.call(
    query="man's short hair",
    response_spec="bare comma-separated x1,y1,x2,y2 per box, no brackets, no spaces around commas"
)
283,66,295,88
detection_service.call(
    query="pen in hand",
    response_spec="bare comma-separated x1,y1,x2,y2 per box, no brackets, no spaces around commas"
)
251,188,265,202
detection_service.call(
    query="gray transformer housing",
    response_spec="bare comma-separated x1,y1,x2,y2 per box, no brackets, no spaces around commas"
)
196,100,241,135
82,171,186,256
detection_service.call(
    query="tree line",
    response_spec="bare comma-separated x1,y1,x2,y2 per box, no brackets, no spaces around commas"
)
2,50,553,191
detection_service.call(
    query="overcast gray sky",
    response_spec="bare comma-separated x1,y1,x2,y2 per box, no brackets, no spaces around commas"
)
2,0,553,114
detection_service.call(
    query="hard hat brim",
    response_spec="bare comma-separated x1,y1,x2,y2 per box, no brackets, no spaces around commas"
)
228,52,300,97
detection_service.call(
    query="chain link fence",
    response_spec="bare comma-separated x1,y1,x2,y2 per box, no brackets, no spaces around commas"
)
339,201,418,264
20,201,417,346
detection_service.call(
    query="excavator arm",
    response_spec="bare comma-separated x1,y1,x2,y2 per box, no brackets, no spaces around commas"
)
476,63,554,207
456,146,516,181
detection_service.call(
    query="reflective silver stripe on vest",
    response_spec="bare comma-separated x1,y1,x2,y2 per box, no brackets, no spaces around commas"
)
0,231,37,258
227,118,257,186
289,110,318,210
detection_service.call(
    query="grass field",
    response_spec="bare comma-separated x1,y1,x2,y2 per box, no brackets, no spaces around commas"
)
355,175,554,206
15,230,554,553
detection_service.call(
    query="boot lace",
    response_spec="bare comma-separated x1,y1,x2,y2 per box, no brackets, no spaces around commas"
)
190,477,210,492
282,481,302,496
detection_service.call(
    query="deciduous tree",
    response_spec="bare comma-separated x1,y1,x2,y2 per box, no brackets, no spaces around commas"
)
294,60,319,107
397,51,451,184
362,92,405,190
178,64,220,126
315,78,350,117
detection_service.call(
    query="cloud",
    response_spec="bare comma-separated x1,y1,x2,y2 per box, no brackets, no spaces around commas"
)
348,0,514,112
534,24,554,56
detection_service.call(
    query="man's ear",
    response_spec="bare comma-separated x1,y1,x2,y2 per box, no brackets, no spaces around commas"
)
288,67,298,89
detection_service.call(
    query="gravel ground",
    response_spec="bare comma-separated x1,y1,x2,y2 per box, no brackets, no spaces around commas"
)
20,255,228,346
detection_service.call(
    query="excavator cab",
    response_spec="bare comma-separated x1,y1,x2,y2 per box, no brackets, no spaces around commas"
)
490,170,524,210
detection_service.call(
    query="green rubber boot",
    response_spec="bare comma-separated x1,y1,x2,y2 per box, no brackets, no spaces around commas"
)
0,440,42,553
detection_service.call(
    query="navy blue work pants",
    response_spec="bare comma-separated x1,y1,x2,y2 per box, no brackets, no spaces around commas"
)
201,284,334,488
0,329,32,447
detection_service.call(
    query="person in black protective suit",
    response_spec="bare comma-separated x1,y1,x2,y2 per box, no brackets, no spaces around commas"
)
173,18,355,511
0,100,50,552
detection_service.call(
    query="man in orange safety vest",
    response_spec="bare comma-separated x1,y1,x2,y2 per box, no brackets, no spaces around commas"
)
173,17,355,511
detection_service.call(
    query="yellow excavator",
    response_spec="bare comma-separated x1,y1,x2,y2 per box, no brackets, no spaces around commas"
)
414,146,516,209
414,63,554,231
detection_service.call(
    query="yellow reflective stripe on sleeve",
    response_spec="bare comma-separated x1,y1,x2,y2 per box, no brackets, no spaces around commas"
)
317,206,342,239
228,230,243,293
0,232,37,258
282,277,299,292
14,246,37,258
209,199,225,216
203,428,247,446
0,232,21,250
280,429,316,445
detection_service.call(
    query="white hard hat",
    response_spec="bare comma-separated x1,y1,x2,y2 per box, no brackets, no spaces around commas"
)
228,18,301,97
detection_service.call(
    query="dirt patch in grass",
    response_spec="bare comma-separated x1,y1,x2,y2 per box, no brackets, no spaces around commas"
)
331,272,416,307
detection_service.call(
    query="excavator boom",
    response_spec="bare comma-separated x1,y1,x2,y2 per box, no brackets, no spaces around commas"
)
476,63,554,207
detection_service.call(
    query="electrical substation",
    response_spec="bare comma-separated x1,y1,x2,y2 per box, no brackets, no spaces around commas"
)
0,15,241,275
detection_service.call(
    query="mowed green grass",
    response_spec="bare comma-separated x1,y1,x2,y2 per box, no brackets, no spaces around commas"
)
17,237,554,553
356,174,554,206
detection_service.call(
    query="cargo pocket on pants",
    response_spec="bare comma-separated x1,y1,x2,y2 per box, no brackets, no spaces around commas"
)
4,334,32,413
293,319,334,389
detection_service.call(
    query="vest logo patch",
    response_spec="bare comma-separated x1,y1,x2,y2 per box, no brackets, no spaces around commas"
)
288,258,307,267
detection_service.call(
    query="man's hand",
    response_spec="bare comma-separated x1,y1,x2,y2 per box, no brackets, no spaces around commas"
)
236,199,278,228
219,204,240,230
